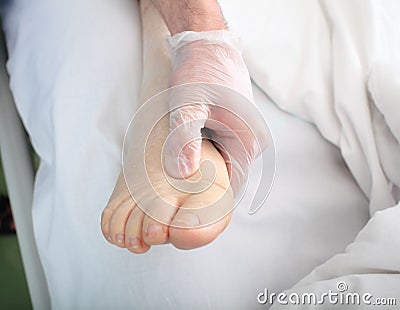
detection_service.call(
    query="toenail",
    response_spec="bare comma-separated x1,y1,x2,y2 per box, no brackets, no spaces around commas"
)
106,234,112,241
128,237,142,249
146,224,162,238
115,234,125,244
172,213,200,228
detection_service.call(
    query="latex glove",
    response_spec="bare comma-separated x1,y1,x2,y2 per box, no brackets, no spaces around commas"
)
163,30,270,194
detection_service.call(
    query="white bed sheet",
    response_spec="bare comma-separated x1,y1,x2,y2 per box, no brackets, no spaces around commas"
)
220,0,400,214
220,0,400,308
2,0,370,309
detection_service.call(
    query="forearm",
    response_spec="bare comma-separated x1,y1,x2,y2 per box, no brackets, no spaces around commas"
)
151,0,227,35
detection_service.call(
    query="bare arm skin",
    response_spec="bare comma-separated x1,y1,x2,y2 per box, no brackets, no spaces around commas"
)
151,0,227,35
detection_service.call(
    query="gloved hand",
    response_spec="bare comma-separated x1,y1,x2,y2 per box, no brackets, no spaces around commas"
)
163,30,270,194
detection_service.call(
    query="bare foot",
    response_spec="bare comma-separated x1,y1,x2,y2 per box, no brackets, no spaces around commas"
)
100,0,233,253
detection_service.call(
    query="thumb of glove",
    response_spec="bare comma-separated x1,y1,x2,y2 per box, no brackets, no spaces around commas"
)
163,104,209,179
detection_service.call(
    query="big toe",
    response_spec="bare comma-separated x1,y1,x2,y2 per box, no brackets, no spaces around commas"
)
169,186,233,250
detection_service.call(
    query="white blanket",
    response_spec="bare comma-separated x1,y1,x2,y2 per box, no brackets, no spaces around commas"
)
2,0,398,308
220,0,400,307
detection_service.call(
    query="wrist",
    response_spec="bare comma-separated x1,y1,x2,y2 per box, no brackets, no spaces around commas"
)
152,0,227,35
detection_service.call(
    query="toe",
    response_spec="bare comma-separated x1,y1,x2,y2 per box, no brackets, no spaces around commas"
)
108,198,136,248
101,172,132,244
101,201,121,243
125,207,151,254
140,197,179,245
101,207,114,243
169,186,233,250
